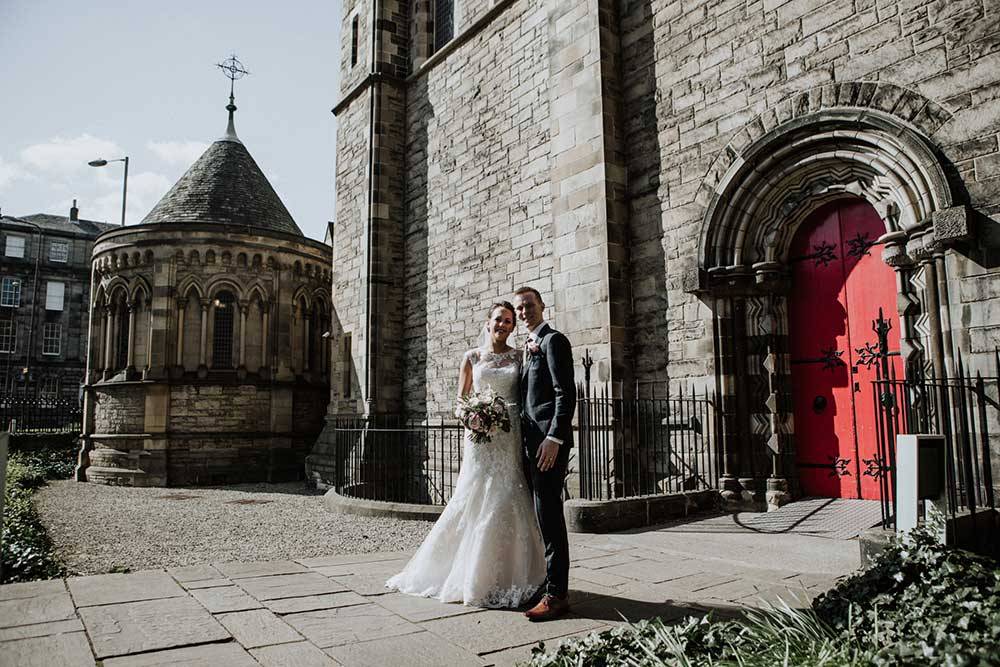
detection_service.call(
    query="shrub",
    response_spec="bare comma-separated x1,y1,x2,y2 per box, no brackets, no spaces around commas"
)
1,448,72,583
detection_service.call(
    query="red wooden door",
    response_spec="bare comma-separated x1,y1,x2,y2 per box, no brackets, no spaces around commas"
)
788,199,902,499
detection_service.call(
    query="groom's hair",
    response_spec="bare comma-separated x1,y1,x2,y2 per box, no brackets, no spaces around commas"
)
513,286,543,304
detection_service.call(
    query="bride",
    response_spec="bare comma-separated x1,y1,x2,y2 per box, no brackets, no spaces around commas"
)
385,301,546,607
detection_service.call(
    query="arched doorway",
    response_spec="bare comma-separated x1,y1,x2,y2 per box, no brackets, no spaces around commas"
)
788,198,903,500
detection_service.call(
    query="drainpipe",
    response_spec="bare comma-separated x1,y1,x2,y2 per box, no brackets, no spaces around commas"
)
18,220,44,391
363,0,382,416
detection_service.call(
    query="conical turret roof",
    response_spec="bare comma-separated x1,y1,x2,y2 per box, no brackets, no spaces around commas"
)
140,98,301,236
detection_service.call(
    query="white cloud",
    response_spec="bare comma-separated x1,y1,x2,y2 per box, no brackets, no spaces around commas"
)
20,134,123,177
0,155,30,189
92,171,172,225
146,140,209,166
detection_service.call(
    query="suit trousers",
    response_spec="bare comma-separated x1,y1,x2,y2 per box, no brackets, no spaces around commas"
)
524,442,571,599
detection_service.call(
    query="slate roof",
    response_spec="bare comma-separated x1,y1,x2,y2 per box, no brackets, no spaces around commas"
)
4,214,117,238
140,136,302,236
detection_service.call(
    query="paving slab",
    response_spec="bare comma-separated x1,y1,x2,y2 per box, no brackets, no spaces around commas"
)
328,572,397,596
251,641,341,667
0,578,64,601
0,631,94,667
297,551,414,568
263,591,368,615
217,609,303,649
181,578,234,590
569,544,620,562
312,558,410,578
569,565,633,588
576,552,642,569
326,630,487,667
237,572,347,600
101,641,259,666
480,627,611,667
79,595,230,658
571,591,700,625
599,557,705,584
372,592,483,622
284,602,422,648
419,607,606,655
0,592,76,627
0,617,84,642
68,570,187,607
166,564,223,583
190,585,264,613
215,560,309,579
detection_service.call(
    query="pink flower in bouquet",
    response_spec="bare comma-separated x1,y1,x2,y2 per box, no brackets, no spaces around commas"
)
468,413,484,432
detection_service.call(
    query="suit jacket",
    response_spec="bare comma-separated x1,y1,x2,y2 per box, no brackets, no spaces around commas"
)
520,323,576,448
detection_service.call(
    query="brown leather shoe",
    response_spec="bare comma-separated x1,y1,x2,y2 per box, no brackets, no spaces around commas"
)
524,594,570,622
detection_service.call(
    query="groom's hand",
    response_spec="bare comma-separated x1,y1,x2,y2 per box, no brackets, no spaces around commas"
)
536,438,560,472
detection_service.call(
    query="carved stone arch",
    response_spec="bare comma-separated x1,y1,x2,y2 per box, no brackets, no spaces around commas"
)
205,249,216,265
176,276,205,302
129,276,153,307
104,276,130,306
292,286,312,313
205,277,244,302
695,107,956,286
188,249,200,265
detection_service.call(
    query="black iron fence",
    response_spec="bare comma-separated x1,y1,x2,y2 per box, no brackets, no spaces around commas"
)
0,394,82,435
577,383,719,500
325,415,465,506
873,354,999,529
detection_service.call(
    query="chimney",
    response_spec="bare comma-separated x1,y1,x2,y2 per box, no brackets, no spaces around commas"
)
70,199,79,222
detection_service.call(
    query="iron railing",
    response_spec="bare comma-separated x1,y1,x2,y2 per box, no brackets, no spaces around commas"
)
326,415,465,506
873,352,999,529
577,382,719,500
0,394,82,434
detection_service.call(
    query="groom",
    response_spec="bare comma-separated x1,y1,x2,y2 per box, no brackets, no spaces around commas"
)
513,286,576,621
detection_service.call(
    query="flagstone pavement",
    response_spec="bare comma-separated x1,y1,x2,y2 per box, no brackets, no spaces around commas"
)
0,512,862,666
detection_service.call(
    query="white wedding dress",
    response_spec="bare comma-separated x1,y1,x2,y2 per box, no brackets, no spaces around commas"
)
385,347,546,607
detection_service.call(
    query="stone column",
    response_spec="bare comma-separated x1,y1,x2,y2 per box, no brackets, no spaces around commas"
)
103,307,114,380
262,303,271,376
125,302,137,373
175,298,187,368
199,298,209,375
239,301,248,368
145,299,154,373
303,308,311,373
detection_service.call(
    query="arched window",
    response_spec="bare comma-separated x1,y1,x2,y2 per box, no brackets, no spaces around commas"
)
212,291,235,369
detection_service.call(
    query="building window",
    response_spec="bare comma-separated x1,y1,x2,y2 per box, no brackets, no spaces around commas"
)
1,277,21,307
45,281,65,311
49,241,69,263
38,376,59,401
342,333,352,398
0,320,15,353
351,15,359,67
5,235,25,258
212,291,235,369
434,0,454,52
42,322,61,356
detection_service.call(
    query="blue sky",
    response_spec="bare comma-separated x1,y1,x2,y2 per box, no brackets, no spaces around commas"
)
0,0,342,241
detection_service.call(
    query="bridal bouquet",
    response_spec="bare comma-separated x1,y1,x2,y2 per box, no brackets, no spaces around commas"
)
455,389,512,444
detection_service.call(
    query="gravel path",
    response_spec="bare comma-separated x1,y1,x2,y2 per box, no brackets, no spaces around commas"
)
34,480,432,576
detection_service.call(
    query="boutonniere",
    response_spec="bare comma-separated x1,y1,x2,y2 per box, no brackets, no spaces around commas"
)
526,339,541,355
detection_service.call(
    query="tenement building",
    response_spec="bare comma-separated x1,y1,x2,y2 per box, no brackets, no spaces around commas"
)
79,97,332,486
0,204,114,400
310,0,1000,509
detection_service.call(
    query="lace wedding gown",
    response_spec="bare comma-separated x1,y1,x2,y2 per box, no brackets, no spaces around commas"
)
385,347,546,608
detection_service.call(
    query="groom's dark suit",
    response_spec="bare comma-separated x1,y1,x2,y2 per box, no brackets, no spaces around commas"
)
520,322,576,599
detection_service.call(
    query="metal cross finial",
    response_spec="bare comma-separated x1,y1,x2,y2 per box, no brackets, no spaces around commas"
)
216,54,250,98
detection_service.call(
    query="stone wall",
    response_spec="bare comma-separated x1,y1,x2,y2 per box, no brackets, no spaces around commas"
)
93,388,145,433
622,0,1000,388
169,385,271,432
403,0,552,416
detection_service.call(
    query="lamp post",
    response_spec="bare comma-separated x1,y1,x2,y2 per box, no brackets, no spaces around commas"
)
88,157,129,226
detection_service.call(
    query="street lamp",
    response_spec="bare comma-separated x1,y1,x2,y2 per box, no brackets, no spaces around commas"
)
88,156,129,226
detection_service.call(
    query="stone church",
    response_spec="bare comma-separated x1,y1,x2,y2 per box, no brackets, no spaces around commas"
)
312,0,1000,508
78,96,333,486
